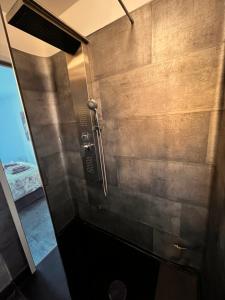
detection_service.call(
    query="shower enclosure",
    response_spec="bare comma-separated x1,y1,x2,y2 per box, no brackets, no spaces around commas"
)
1,0,225,299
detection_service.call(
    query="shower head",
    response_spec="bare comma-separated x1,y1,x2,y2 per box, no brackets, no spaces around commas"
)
87,99,98,111
6,0,88,55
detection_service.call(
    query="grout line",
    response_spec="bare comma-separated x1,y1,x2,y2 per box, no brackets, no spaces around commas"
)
102,108,225,122
109,184,210,209
114,155,216,167
94,44,223,81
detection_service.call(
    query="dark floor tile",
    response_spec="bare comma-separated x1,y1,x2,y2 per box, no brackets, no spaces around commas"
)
20,248,71,300
58,219,160,300
6,287,27,300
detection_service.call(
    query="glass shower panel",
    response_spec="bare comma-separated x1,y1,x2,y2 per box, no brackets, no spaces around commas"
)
0,10,57,266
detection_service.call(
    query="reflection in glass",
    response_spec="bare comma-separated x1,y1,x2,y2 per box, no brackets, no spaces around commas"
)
0,58,56,266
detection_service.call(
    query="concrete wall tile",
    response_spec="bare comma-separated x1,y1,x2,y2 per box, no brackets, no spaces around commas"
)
59,123,80,152
56,90,75,124
108,186,181,235
21,90,58,126
180,204,208,247
13,49,56,92
39,152,67,186
68,177,88,205
31,124,62,158
105,155,118,186
87,185,108,207
104,112,210,163
12,49,79,235
100,47,221,119
89,3,152,79
65,151,84,179
118,158,212,207
12,49,52,75
152,0,224,62
79,203,153,251
45,181,75,233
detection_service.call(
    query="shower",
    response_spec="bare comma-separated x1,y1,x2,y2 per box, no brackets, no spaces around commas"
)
87,99,108,196
1,0,221,299
5,0,135,199
6,0,88,53
87,99,98,111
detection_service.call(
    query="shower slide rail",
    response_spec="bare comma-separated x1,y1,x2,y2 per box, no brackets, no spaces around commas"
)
88,99,108,197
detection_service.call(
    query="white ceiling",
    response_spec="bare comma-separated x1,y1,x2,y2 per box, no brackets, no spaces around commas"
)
60,0,151,36
0,0,79,16
0,0,151,57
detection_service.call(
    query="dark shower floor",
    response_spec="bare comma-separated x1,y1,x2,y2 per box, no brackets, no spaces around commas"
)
4,248,71,300
58,220,159,300
5,220,198,300
57,220,199,300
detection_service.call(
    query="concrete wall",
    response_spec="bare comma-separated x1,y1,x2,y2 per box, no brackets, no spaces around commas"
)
72,0,225,270
0,183,27,291
203,51,225,299
11,49,78,234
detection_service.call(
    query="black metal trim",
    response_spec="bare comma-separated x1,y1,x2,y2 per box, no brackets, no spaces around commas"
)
0,60,12,67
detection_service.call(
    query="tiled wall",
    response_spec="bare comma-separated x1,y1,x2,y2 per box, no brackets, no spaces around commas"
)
203,87,225,296
12,49,77,234
0,183,27,290
76,0,225,269
9,0,225,271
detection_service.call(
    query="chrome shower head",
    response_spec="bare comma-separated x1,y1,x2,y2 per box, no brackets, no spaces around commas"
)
87,99,98,111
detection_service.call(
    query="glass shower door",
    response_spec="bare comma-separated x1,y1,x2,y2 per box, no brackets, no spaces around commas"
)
0,7,57,267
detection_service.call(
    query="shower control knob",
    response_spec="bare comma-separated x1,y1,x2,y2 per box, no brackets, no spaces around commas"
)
83,143,95,151
81,132,91,141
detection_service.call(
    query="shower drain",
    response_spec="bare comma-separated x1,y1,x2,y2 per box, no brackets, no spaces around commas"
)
108,280,127,300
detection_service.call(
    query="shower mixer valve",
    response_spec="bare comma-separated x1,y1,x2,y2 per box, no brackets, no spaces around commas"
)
83,143,95,151
81,132,91,141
